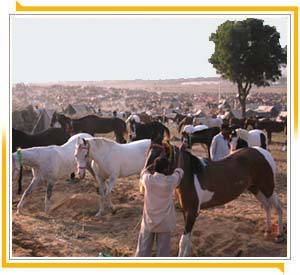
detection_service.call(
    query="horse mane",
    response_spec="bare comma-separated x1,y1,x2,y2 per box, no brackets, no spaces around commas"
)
184,150,208,174
87,137,117,149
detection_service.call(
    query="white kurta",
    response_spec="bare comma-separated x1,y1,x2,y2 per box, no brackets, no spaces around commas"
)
139,168,184,232
210,133,230,161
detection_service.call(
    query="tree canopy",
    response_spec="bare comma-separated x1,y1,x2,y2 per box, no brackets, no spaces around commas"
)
209,18,287,117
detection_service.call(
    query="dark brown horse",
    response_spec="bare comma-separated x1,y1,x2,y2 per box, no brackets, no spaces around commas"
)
12,127,70,153
128,120,170,142
50,112,127,143
229,117,246,129
144,140,285,256
245,117,286,143
182,127,220,158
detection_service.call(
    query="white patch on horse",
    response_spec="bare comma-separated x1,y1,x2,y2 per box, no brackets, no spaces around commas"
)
52,121,62,128
178,233,192,257
193,174,214,213
252,146,276,177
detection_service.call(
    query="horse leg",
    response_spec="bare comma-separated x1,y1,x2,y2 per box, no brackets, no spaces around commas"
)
105,175,117,214
268,192,284,242
17,177,41,215
178,210,198,257
70,172,75,180
45,181,54,213
17,165,23,194
94,176,106,217
254,190,272,234
267,131,272,144
86,161,106,217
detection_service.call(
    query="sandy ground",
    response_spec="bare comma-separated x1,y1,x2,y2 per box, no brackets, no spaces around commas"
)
11,131,287,258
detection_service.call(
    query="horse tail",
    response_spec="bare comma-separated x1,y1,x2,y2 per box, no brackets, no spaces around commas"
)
18,165,23,195
260,133,267,150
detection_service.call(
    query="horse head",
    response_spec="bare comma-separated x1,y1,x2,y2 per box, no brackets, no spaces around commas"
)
74,138,90,179
145,138,177,175
50,111,67,128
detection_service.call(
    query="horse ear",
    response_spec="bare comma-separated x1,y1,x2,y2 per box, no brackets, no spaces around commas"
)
76,137,81,146
83,138,87,145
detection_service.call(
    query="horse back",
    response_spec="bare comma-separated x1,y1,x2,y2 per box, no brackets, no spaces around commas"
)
73,116,126,134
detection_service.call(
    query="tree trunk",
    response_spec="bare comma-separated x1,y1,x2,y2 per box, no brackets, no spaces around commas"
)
239,97,246,118
237,83,251,119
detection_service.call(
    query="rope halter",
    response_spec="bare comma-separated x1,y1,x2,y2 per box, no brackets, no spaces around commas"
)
77,143,89,171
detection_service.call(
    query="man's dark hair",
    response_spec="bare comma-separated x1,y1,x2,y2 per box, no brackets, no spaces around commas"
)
154,157,169,174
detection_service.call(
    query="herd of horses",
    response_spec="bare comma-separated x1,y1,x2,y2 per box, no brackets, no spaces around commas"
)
11,110,286,256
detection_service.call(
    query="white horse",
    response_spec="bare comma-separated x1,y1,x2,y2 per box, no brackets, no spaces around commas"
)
125,114,141,124
230,128,268,151
193,117,223,128
75,137,151,216
182,124,208,134
12,133,94,214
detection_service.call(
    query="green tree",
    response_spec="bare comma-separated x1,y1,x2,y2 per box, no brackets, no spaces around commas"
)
209,18,287,118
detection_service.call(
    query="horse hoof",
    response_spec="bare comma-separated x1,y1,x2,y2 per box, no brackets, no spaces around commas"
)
95,211,103,218
274,235,285,243
16,209,23,215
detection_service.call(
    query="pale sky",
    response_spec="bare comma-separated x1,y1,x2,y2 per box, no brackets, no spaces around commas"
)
11,15,289,83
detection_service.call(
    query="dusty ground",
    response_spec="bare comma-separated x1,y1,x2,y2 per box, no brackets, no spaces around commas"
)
11,129,287,258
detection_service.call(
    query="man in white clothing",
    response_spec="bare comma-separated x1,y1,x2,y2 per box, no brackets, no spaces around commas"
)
210,124,231,161
135,154,184,257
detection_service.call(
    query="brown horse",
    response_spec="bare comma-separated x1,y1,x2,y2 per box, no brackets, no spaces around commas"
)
245,117,286,143
145,140,284,256
128,120,170,142
50,112,127,143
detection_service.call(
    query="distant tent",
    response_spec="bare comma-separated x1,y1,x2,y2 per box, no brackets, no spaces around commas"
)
64,104,95,116
254,105,280,118
31,109,56,134
12,105,39,134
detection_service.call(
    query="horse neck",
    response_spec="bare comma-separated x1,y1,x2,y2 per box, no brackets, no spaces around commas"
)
88,139,111,163
176,150,193,186
191,132,208,145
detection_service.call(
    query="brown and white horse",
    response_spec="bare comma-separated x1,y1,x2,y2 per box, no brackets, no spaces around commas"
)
144,140,285,256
